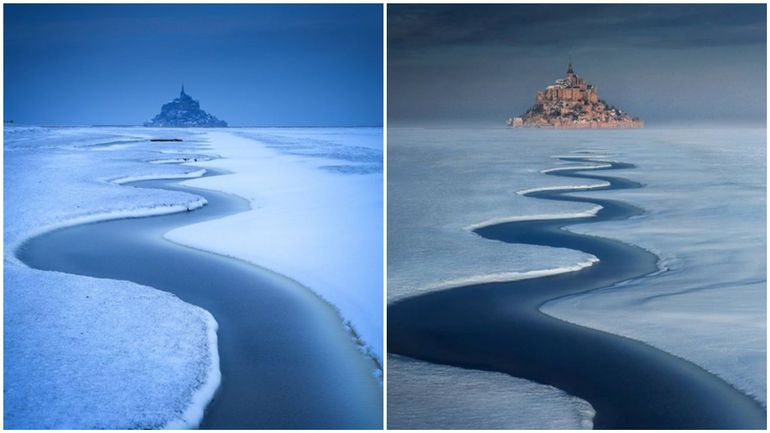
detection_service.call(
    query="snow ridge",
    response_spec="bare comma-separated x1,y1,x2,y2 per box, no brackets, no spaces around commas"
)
111,168,207,184
465,205,603,231
540,163,612,174
163,311,221,429
6,137,219,429
405,257,600,296
11,165,209,264
444,159,608,299
517,182,610,195
10,190,207,268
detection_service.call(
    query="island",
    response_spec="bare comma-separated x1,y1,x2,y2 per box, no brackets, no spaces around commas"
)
145,86,228,127
508,61,643,128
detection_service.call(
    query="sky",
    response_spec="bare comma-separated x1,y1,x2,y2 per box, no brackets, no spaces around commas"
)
388,4,766,126
5,4,383,127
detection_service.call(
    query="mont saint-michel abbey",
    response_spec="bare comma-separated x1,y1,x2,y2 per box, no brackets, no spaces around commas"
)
509,60,643,128
539,61,599,104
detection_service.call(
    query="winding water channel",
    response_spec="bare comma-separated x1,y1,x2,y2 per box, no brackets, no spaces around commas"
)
388,157,765,429
17,168,383,429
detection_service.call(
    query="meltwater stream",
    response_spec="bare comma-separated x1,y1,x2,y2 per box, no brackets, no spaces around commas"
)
388,157,765,429
17,168,383,429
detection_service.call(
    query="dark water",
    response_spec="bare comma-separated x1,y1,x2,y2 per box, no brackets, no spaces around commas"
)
388,157,765,429
17,169,383,429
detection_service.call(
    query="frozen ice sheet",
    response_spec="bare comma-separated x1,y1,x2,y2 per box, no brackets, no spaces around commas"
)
4,126,220,428
387,355,595,429
166,129,384,363
388,126,766,424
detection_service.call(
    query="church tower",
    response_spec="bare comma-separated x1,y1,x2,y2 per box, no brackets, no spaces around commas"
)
566,57,576,81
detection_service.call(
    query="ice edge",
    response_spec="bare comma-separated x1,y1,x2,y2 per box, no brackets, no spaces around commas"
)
9,167,222,429
465,205,603,231
517,182,610,195
111,168,207,184
408,257,600,295
162,229,385,377
163,310,222,429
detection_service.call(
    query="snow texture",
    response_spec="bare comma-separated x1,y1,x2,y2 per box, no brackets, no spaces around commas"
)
540,163,612,174
387,355,595,430
5,126,220,428
415,257,599,292
465,205,603,230
516,181,610,195
541,127,766,406
165,129,384,363
389,126,765,427
387,127,598,302
387,127,602,427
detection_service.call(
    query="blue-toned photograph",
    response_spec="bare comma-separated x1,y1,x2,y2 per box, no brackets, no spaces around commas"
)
386,3,766,430
4,4,383,429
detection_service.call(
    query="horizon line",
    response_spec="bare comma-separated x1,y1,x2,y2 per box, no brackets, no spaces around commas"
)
4,123,385,129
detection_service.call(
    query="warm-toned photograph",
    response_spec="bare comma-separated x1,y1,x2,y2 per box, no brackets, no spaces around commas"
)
387,4,766,429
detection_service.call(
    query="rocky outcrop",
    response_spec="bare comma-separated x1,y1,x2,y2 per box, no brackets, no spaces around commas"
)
508,62,643,129
145,86,227,128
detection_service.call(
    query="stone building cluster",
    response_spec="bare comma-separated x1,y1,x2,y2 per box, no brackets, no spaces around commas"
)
508,61,643,128
145,85,227,128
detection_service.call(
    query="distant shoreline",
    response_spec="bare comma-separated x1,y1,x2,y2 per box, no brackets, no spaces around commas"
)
4,124,384,129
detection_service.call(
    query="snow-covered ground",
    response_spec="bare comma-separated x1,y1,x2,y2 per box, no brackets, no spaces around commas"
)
542,127,766,406
4,126,383,427
5,126,219,428
387,126,765,425
387,355,595,429
387,128,596,301
166,128,384,362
